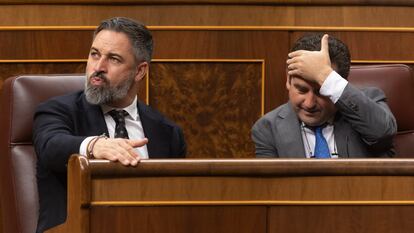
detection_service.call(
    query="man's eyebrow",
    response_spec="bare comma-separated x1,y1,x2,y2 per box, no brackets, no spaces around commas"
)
89,47,124,61
107,52,124,60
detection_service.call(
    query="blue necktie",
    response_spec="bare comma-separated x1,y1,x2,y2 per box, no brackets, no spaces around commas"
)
314,126,330,158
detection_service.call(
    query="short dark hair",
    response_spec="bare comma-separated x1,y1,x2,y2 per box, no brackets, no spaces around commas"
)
291,33,351,79
94,17,153,64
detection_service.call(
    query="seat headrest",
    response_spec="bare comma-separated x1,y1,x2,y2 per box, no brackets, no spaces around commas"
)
348,64,414,132
5,75,85,144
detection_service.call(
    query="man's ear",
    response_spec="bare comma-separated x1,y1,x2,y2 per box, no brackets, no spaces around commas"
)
134,62,148,82
286,75,291,91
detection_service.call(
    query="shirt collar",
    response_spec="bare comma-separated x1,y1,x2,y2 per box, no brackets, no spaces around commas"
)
301,117,335,129
101,96,139,120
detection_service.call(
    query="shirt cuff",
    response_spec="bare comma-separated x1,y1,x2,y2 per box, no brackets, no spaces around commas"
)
79,136,96,156
319,71,348,103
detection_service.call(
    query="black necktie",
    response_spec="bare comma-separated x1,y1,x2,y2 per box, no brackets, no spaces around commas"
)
108,110,129,139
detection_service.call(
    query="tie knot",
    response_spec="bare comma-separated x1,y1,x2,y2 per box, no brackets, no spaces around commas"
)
314,125,324,134
108,110,128,123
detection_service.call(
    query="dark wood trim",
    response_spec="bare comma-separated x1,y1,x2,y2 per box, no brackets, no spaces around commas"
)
3,26,414,32
0,0,413,6
89,158,414,177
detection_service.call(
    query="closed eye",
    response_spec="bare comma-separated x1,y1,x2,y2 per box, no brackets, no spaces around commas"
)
293,83,309,94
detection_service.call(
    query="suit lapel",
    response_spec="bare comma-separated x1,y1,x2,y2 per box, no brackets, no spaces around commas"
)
137,102,170,158
278,103,306,158
333,114,349,158
79,94,108,136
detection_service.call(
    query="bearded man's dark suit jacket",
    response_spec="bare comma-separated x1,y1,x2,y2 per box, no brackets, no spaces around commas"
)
33,90,186,233
251,84,397,158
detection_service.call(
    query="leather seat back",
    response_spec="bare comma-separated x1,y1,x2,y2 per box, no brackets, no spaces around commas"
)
0,75,85,233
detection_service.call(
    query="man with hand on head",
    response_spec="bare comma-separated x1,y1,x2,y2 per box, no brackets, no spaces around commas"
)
251,33,396,158
33,17,186,233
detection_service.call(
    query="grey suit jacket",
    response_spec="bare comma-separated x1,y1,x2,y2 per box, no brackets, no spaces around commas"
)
251,84,397,158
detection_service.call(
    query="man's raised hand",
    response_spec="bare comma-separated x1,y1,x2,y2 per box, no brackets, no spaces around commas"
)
286,34,333,85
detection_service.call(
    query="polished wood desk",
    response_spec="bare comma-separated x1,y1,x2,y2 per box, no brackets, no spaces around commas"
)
48,157,414,233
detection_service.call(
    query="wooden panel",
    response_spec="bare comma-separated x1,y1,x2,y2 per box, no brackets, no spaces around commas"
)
1,0,413,5
1,4,414,27
50,157,414,233
269,205,414,233
149,61,262,157
0,5,292,26
90,206,266,233
89,158,414,176
91,175,414,202
0,30,91,59
151,30,289,158
151,30,289,112
290,6,414,27
0,202,2,233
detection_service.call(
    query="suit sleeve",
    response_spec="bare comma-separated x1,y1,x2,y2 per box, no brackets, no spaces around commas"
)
336,84,397,145
171,125,187,157
33,99,86,173
251,118,278,158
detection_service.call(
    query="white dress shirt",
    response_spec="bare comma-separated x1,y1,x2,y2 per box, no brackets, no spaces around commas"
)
300,71,348,158
79,96,149,159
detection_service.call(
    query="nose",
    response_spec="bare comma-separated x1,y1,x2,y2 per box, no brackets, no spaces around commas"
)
93,57,108,73
302,92,317,110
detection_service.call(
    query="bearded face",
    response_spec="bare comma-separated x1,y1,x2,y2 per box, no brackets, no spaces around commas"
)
84,70,135,105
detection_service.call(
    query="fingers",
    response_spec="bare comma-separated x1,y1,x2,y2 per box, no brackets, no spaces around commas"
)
117,140,141,166
287,68,301,77
128,138,148,148
287,52,304,76
286,56,296,66
287,56,300,69
92,138,145,166
288,50,305,59
320,34,329,54
286,56,306,77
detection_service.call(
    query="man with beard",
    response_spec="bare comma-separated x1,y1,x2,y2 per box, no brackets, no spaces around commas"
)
251,34,396,158
33,17,186,233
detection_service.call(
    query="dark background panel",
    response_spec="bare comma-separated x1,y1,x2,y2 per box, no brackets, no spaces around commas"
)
149,61,262,157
